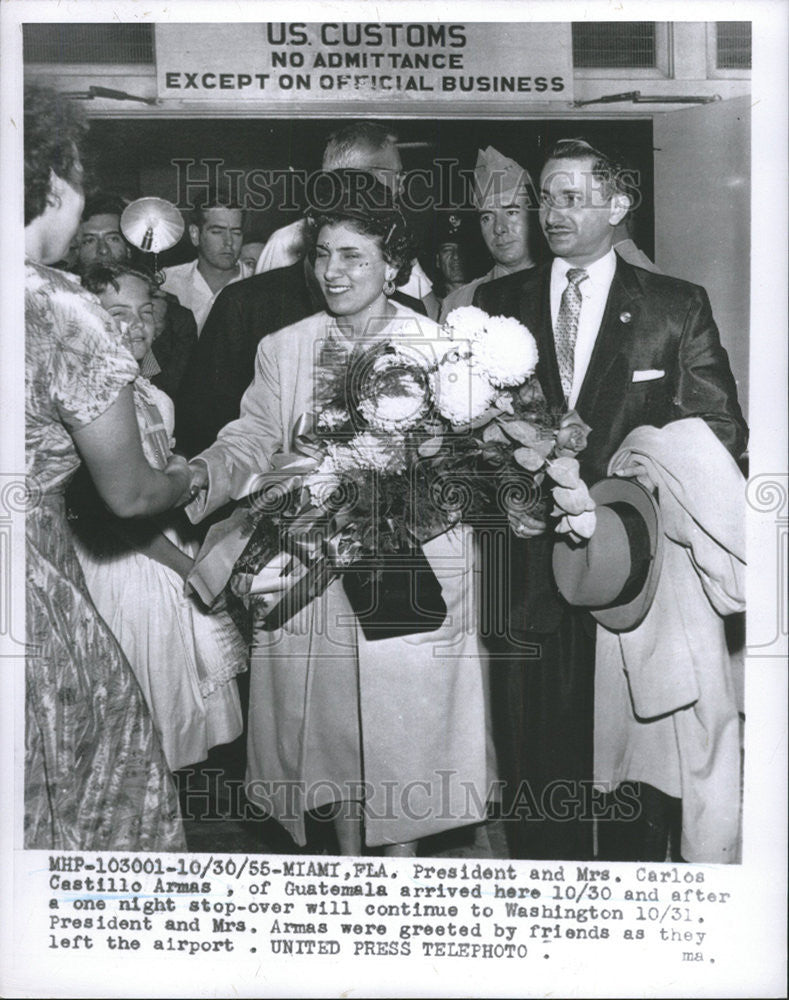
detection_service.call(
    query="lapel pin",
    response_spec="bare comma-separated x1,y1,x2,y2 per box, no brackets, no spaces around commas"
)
619,310,632,324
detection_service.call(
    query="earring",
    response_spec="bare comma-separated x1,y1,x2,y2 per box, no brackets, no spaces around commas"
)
383,278,395,296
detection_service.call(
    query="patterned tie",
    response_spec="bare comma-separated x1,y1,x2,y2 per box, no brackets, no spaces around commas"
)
555,267,589,400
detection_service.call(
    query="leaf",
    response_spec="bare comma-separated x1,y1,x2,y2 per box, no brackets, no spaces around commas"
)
530,436,556,458
500,419,543,446
547,456,581,488
552,483,593,515
568,510,597,538
513,447,546,472
467,405,504,430
482,422,509,443
418,436,443,457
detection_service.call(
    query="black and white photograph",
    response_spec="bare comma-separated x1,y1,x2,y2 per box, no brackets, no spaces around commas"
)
1,1,786,997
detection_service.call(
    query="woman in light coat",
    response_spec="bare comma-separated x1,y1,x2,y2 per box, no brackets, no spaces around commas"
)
186,171,494,855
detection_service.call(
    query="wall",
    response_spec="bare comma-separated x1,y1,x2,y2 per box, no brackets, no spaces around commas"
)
653,95,750,417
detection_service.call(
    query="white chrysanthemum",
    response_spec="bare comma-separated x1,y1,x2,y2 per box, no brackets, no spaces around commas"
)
385,343,436,370
433,356,498,427
349,432,407,472
317,405,350,430
471,315,539,388
443,305,489,341
358,370,430,432
320,443,356,474
304,470,343,508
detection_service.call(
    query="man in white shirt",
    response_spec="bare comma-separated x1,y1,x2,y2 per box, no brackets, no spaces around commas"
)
254,121,439,318
438,146,536,323
475,138,746,862
162,199,252,333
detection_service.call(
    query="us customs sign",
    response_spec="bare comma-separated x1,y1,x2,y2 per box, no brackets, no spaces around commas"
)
156,22,573,102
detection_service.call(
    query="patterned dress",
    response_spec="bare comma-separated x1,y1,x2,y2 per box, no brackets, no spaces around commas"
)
24,260,185,850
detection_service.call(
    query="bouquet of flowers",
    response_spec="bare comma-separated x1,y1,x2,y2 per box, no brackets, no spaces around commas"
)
190,306,595,635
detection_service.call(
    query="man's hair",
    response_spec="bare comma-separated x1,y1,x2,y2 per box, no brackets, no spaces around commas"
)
81,261,157,298
191,191,244,230
82,192,127,223
544,138,633,201
322,122,399,170
24,85,88,226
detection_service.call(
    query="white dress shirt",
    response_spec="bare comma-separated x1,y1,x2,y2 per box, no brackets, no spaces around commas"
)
161,258,252,335
550,249,617,408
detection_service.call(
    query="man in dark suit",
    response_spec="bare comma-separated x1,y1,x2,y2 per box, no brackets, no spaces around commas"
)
175,258,427,458
475,138,747,861
174,260,318,457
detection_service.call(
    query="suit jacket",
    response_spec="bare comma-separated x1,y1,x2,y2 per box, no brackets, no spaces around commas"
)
174,261,318,457
175,260,428,457
474,256,747,633
150,296,198,401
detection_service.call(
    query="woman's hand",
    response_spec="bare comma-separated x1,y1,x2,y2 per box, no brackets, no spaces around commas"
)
163,454,192,506
187,460,209,495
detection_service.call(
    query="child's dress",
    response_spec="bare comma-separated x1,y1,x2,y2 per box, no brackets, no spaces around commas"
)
71,376,246,771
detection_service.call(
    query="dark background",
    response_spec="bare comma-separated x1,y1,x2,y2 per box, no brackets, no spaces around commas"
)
85,117,654,280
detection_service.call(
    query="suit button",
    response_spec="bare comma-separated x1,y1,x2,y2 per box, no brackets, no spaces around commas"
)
619,311,632,324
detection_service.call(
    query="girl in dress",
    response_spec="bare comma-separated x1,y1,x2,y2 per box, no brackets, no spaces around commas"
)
70,263,246,771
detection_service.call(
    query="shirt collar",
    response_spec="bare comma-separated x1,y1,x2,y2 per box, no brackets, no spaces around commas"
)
551,248,617,290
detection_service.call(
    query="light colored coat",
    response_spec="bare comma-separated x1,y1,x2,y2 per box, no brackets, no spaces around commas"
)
594,419,745,863
189,304,494,846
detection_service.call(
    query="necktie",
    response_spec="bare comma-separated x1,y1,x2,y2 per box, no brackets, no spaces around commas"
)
555,267,588,401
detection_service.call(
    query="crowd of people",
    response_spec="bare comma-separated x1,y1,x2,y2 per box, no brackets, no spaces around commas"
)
24,84,747,863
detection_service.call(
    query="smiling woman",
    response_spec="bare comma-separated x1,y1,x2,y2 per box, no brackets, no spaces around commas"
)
307,171,416,336
184,170,495,857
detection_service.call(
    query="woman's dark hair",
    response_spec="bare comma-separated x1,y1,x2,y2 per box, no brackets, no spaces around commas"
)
24,85,88,226
305,169,416,288
81,262,157,299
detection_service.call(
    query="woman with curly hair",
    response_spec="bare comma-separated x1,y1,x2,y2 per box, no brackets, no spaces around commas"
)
24,85,190,849
186,170,495,856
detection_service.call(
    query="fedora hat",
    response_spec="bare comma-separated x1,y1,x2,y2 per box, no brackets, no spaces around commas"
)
552,477,663,631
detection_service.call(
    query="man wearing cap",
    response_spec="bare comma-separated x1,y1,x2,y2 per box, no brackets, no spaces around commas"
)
433,212,470,304
475,138,747,861
438,147,536,324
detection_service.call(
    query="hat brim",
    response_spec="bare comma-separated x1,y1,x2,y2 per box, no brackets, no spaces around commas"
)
553,477,663,632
